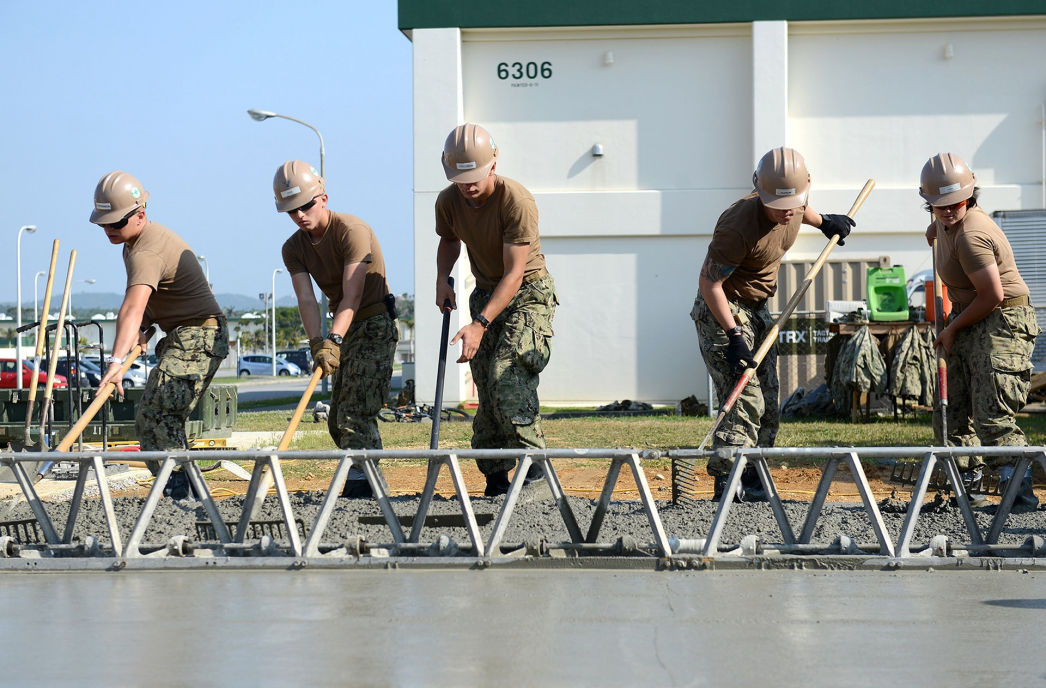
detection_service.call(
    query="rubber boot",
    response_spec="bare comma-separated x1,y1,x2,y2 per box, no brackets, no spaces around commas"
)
712,475,742,503
341,479,373,499
522,463,545,485
163,471,196,501
740,465,768,502
999,465,1039,513
484,470,511,497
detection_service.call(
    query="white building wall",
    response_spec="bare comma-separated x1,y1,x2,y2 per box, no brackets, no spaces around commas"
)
410,17,1046,406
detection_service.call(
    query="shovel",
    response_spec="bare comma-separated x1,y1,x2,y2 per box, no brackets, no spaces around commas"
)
22,240,60,445
37,249,77,452
30,346,145,483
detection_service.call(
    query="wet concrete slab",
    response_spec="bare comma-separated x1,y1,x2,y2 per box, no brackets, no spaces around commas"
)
0,569,1043,686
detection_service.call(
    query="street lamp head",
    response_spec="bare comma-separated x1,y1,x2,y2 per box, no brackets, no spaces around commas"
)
20,225,37,234
84,279,96,285
247,109,276,122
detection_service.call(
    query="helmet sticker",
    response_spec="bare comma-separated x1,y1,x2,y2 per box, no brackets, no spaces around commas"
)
489,138,496,151
280,186,302,198
310,166,319,176
775,188,796,195
938,183,961,194
95,202,112,210
456,162,477,170
130,187,141,199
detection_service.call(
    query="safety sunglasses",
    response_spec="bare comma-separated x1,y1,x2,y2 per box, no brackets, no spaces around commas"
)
935,199,967,213
104,209,138,230
288,196,320,215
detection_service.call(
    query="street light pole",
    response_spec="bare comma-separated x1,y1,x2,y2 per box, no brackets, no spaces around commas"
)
271,268,283,375
34,270,46,324
197,254,210,287
247,108,329,388
69,279,96,321
16,224,37,390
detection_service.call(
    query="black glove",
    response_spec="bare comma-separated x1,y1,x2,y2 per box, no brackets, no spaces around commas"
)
819,213,855,246
725,331,756,377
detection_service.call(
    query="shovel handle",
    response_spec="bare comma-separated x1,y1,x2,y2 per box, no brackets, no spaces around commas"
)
278,367,323,451
54,345,142,453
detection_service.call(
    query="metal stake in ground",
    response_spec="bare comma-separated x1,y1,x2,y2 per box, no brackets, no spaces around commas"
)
22,239,60,445
430,276,454,450
696,179,876,452
931,236,949,445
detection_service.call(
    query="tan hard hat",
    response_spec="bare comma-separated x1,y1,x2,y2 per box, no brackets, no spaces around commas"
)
442,123,498,184
919,153,975,206
753,147,810,210
273,160,324,212
90,171,149,224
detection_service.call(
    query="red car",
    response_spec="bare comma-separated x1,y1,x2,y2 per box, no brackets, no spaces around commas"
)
0,359,68,389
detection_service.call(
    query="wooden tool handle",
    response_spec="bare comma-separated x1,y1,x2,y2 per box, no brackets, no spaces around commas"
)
278,367,323,451
54,345,142,453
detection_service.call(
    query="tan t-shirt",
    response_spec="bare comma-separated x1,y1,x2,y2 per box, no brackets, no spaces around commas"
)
932,205,1028,305
706,193,803,302
282,211,388,315
124,221,221,332
434,176,546,291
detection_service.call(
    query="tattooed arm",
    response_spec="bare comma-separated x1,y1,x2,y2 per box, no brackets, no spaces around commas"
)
698,254,739,333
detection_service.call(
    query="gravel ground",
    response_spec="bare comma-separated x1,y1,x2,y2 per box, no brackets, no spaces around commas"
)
4,487,1044,553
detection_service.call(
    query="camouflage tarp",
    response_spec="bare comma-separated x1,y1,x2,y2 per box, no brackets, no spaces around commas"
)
830,325,887,414
887,325,936,407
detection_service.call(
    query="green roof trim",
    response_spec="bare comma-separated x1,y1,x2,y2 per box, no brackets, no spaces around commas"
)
399,0,1044,30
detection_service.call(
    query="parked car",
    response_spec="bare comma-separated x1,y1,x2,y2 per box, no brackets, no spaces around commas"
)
277,348,313,373
237,354,302,377
0,359,68,389
52,356,148,389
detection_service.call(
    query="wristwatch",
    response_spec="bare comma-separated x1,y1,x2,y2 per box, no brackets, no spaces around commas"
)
727,326,744,337
326,332,343,346
473,314,490,329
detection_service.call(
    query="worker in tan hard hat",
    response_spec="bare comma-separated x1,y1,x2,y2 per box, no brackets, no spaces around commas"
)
920,152,1040,511
274,161,398,498
90,171,228,500
435,123,558,496
691,147,855,502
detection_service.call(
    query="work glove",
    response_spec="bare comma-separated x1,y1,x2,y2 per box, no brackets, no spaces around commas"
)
725,331,756,378
308,337,324,359
314,338,341,379
819,213,855,246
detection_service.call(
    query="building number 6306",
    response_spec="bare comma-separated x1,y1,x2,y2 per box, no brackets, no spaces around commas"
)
497,61,553,80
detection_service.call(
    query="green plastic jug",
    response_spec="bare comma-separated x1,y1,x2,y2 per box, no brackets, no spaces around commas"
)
867,266,908,321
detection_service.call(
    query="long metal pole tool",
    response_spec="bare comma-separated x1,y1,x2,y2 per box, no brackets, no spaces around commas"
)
429,276,454,450
931,236,949,444
672,180,877,501
22,240,60,444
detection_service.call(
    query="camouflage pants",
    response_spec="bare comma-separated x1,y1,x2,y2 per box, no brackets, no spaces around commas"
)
138,320,229,475
933,305,1039,470
329,313,398,480
691,293,779,476
469,273,557,476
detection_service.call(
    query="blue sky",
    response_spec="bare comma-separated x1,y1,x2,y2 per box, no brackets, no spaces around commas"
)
0,1,414,309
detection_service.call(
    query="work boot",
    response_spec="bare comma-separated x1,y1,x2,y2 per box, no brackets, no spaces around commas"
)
341,479,373,499
712,475,742,503
484,470,511,497
961,468,989,507
522,463,545,485
740,466,768,502
999,466,1039,513
163,471,196,501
